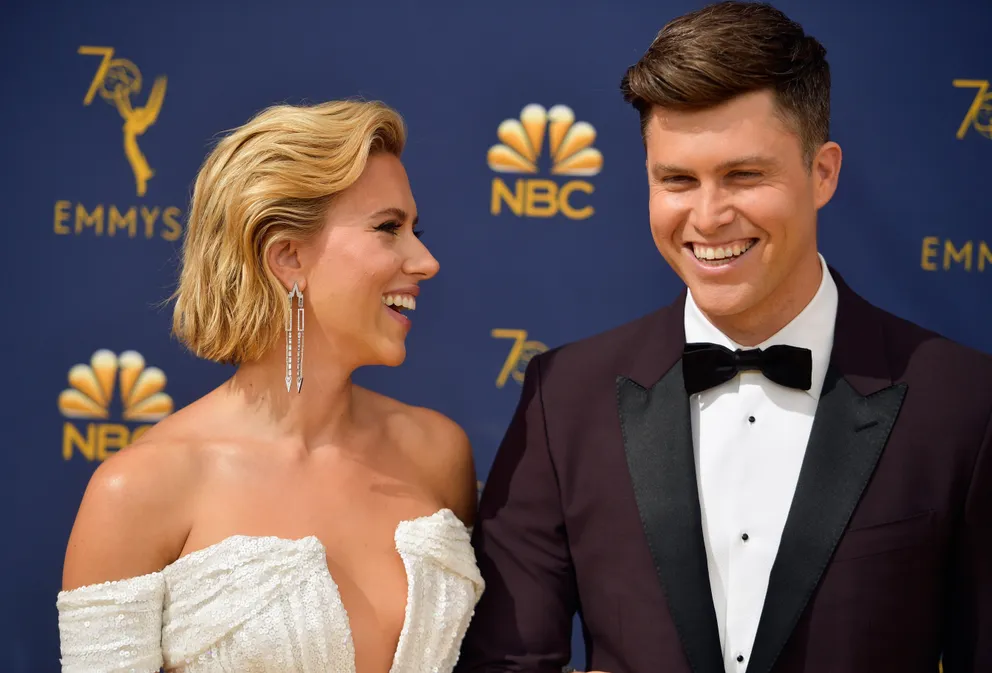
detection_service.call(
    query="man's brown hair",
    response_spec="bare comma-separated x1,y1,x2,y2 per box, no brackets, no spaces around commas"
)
620,1,830,165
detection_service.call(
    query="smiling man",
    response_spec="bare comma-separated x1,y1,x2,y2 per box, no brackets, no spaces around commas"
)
458,2,992,673
642,82,834,348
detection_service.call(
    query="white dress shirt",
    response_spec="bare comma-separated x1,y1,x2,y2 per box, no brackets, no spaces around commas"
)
683,253,838,673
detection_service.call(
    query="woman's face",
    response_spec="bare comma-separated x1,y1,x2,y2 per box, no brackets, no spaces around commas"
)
298,152,439,368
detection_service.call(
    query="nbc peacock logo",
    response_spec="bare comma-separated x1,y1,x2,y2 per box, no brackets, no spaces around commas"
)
58,349,174,462
487,104,603,220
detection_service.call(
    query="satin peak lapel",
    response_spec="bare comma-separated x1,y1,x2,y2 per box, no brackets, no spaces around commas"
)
618,361,725,673
747,368,907,673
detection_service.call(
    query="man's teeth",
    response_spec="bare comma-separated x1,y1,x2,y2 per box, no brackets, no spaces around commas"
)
382,294,416,310
692,240,755,261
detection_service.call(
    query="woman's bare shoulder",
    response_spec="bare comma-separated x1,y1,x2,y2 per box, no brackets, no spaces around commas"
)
61,410,206,592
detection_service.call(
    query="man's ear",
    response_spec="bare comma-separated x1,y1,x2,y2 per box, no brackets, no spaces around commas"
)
813,141,842,210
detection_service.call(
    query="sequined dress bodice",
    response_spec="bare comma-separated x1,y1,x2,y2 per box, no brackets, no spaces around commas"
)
56,509,484,672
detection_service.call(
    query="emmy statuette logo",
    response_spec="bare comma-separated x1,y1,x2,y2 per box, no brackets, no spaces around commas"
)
53,47,182,241
79,46,167,197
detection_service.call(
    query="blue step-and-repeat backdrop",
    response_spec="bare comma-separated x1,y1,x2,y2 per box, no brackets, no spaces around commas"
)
1,1,989,670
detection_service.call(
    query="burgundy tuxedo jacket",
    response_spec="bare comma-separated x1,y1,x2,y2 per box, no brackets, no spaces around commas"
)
456,269,992,673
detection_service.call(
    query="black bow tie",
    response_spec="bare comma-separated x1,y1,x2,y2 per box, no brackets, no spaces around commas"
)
682,342,812,395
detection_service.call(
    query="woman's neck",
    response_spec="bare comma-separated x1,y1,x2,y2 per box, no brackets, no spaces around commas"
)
227,339,357,449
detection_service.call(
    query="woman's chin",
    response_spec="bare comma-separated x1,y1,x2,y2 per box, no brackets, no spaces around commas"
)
375,342,407,368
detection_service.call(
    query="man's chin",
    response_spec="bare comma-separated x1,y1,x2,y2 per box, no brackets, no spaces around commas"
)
687,283,756,319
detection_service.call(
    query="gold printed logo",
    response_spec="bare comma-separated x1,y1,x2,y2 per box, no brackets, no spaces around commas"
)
488,104,602,220
953,79,992,140
54,48,181,241
79,46,168,196
58,350,174,461
487,104,603,176
491,329,548,387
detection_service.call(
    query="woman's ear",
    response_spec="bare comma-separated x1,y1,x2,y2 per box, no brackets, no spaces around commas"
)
266,239,305,292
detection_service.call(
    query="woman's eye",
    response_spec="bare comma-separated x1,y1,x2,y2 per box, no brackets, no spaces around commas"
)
375,221,401,235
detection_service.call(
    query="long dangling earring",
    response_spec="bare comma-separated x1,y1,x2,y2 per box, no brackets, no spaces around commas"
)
285,282,304,392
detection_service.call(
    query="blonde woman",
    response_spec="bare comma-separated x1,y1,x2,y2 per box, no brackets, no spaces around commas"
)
56,100,483,672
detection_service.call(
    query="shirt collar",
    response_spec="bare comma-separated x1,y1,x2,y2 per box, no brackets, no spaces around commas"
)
683,253,838,400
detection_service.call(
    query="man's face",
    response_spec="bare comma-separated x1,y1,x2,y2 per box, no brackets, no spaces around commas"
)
644,90,841,332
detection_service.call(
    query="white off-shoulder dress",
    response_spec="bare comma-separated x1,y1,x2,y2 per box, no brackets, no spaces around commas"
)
56,508,484,672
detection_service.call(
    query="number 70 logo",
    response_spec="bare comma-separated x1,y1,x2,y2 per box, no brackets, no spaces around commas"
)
954,79,991,140
491,329,548,388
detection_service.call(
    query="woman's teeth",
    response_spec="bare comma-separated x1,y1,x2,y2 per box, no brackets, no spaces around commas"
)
382,294,416,311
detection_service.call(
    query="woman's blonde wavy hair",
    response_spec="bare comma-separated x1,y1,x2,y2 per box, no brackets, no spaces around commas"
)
171,100,406,365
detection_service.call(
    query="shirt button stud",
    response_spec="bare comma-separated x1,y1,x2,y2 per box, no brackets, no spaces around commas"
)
737,654,745,663
748,415,755,424
741,533,749,541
